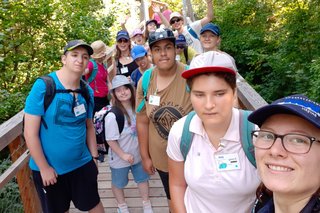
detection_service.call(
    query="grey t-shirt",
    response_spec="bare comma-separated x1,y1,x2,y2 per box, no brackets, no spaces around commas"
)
104,109,141,168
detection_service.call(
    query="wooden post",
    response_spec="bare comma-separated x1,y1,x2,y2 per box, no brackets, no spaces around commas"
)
8,136,41,213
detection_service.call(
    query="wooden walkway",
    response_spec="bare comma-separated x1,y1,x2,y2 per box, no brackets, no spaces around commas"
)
70,160,169,213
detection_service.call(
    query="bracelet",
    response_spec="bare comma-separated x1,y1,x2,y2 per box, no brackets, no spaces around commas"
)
92,156,99,160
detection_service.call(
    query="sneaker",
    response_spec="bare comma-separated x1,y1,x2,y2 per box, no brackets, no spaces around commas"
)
117,203,130,213
142,200,153,213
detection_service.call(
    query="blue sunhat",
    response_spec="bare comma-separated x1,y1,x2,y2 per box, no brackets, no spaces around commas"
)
248,94,320,128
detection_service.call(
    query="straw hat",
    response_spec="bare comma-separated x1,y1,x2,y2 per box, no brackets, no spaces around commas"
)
91,40,107,59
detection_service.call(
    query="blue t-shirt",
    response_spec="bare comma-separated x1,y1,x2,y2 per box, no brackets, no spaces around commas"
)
24,72,94,175
130,68,143,88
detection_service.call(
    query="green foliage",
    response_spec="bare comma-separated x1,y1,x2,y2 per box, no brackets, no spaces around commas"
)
0,89,26,124
0,159,24,213
0,0,113,123
213,0,320,102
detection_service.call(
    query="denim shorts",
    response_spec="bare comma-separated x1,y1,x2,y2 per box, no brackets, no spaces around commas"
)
110,161,150,189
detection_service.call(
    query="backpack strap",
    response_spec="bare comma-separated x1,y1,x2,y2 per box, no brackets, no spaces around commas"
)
180,111,196,161
87,59,99,84
109,106,125,134
187,25,199,40
39,75,56,112
136,67,154,113
183,46,189,65
239,109,256,168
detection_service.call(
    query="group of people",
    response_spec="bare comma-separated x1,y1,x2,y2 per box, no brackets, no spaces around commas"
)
23,2,320,213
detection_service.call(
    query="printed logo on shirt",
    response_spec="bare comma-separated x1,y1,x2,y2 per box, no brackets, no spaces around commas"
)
54,98,86,126
150,102,187,140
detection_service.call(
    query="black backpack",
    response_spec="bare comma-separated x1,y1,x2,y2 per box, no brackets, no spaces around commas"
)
93,105,125,154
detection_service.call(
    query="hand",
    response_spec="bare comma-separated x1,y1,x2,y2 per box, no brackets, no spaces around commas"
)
141,157,155,175
152,4,161,13
40,166,58,186
121,153,134,164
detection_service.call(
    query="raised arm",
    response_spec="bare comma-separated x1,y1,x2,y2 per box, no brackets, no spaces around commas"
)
152,4,170,28
200,0,214,27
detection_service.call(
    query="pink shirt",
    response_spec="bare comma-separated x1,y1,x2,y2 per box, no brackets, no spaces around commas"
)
167,108,260,213
85,61,109,98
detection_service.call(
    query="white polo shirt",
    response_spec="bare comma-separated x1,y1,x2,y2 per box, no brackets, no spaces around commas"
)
167,108,260,213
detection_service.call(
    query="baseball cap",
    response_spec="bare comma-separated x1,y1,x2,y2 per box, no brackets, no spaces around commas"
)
111,75,133,91
63,40,93,55
200,23,221,36
146,19,158,27
181,51,237,79
148,28,176,49
248,94,320,129
176,34,186,45
116,30,130,41
170,12,183,22
132,29,143,38
131,45,147,61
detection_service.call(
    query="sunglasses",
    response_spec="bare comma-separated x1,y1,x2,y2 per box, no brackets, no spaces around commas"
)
170,18,181,25
117,39,129,43
176,45,185,49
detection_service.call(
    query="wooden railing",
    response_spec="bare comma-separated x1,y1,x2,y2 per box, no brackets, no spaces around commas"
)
0,53,267,212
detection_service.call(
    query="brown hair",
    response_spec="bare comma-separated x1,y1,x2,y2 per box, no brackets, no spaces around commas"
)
114,40,132,61
111,84,135,126
186,72,236,92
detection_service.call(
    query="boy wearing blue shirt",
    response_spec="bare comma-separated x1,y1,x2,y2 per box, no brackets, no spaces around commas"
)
24,40,104,213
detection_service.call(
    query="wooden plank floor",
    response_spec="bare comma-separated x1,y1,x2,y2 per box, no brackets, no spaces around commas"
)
70,160,169,213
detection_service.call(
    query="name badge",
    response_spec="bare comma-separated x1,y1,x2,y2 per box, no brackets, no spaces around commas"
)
215,153,241,171
148,95,160,106
74,104,86,117
120,67,129,74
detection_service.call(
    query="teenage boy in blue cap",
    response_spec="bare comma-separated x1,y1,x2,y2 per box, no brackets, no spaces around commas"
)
24,40,104,213
200,23,237,70
130,45,153,88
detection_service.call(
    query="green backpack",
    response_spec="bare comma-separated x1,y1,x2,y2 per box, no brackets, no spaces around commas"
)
180,110,256,168
136,65,189,113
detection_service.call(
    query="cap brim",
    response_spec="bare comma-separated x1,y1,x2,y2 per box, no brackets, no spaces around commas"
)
181,66,236,79
133,53,146,61
66,44,93,55
117,36,130,41
248,105,320,129
200,29,219,36
149,38,175,48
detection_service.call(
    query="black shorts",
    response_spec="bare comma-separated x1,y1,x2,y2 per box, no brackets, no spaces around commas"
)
32,160,100,213
157,169,171,200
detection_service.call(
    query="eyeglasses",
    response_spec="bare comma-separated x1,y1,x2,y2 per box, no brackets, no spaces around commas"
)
251,130,320,154
176,45,185,49
170,18,181,25
117,39,129,43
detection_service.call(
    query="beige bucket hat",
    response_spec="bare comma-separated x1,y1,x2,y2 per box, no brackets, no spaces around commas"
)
90,40,107,59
